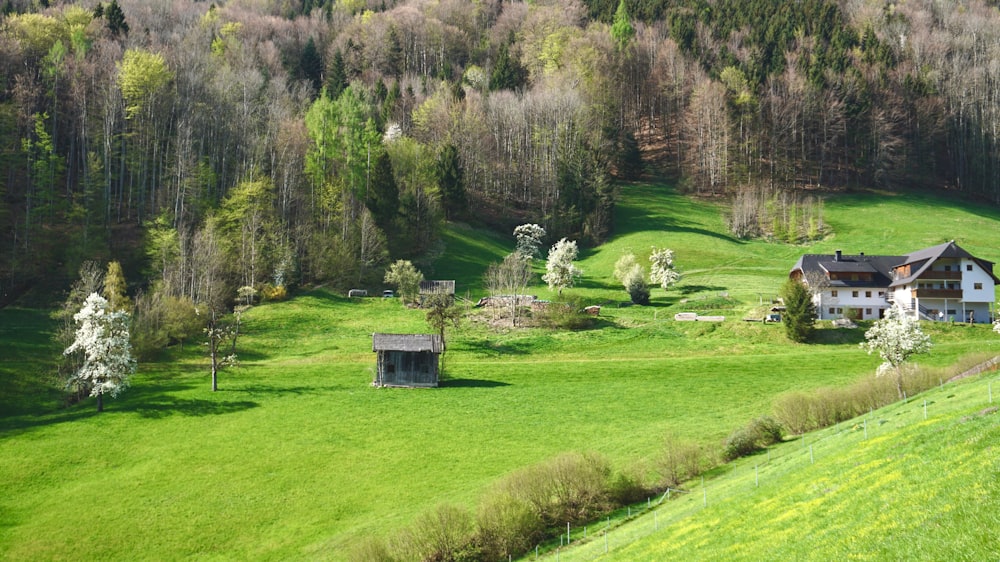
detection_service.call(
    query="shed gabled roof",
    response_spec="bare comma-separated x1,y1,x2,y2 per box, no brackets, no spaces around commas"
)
372,333,444,353
419,280,456,295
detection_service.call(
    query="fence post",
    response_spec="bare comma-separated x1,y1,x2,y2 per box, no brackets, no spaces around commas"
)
604,530,608,553
864,418,868,440
567,522,570,544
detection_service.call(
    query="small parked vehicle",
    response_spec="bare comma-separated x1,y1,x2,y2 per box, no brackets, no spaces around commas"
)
382,290,394,298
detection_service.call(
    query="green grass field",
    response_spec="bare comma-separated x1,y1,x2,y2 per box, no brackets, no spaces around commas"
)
557,372,1000,560
2,182,1000,559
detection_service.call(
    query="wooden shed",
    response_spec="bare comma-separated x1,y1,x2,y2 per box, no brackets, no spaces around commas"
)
372,333,444,388
419,280,456,296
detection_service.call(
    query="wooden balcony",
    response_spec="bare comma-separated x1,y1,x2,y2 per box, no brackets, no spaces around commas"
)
912,288,962,299
917,270,962,281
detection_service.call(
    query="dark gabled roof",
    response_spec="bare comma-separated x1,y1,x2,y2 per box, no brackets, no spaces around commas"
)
820,261,878,274
791,253,903,288
372,333,444,353
419,280,456,294
791,242,999,289
890,240,1000,286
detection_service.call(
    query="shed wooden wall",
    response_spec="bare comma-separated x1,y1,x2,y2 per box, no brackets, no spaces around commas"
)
376,350,439,387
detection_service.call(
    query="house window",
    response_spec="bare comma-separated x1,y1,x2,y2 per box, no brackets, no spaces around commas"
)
947,309,956,315
878,291,885,298
865,291,872,298
967,264,973,271
865,308,872,315
975,282,983,290
828,307,835,314
851,274,859,281
837,308,843,314
852,291,859,297
944,265,951,271
831,290,838,297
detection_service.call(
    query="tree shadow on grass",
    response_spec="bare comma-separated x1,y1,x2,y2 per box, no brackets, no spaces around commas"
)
439,378,511,388
811,326,867,345
457,338,534,357
677,284,729,295
0,384,260,435
124,397,259,419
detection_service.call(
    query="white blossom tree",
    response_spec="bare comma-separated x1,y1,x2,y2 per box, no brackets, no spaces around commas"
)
994,319,1000,335
649,247,681,290
542,238,582,296
513,223,546,260
614,251,649,304
64,293,136,412
860,304,932,398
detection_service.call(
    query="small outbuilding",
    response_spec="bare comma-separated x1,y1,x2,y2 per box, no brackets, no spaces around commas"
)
371,333,444,388
419,280,456,305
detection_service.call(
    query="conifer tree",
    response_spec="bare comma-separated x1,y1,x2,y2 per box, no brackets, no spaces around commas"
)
781,278,816,343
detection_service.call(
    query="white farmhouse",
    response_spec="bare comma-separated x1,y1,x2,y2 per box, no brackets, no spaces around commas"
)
790,241,998,323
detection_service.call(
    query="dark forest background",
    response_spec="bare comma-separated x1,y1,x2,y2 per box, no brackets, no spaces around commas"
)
3,0,1000,307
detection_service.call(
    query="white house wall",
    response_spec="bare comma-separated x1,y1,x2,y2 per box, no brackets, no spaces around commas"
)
961,259,996,304
815,288,889,320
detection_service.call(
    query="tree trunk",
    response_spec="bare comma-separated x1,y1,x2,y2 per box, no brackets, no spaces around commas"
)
97,394,103,412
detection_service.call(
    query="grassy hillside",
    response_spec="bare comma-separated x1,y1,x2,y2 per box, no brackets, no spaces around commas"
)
2,183,1000,559
557,372,1000,560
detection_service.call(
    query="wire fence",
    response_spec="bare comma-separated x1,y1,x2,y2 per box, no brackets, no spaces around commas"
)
532,370,1000,561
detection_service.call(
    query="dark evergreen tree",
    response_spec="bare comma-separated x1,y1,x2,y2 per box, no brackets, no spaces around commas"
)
436,143,465,221
300,37,324,94
781,279,816,343
92,2,104,18
366,150,399,236
105,0,129,37
326,49,348,99
489,43,527,91
384,26,403,78
616,130,642,180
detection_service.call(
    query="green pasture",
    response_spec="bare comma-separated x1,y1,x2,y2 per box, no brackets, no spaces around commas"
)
3,183,1000,559
558,372,1000,560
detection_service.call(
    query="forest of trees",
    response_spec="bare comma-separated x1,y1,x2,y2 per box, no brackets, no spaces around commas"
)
3,0,1000,314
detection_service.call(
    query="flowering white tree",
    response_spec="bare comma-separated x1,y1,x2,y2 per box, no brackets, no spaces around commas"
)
542,238,582,296
513,223,546,260
994,319,1000,335
614,251,649,304
860,304,931,398
649,247,681,290
64,293,136,411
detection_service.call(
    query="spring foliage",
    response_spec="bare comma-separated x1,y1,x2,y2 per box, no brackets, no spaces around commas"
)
861,304,931,396
513,223,546,260
649,247,680,290
63,293,136,410
542,238,582,295
613,252,649,305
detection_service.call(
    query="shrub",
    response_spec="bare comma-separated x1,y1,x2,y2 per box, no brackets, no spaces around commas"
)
659,434,705,488
607,464,650,506
535,298,595,330
347,537,395,562
393,504,476,562
496,451,612,526
748,415,783,446
475,493,542,561
722,426,761,461
261,283,288,302
722,416,785,461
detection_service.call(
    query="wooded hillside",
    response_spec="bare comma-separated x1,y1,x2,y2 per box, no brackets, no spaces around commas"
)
2,0,1000,304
